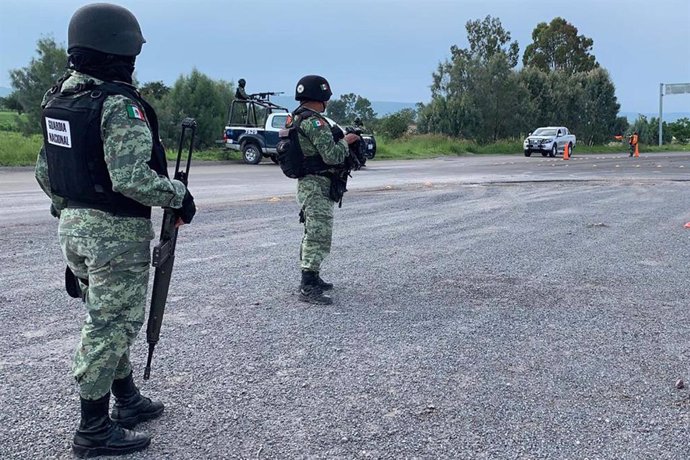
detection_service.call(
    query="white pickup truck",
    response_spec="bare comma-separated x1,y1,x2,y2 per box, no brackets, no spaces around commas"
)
523,126,576,157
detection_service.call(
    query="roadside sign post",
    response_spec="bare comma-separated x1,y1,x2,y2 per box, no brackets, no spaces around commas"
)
659,82,690,146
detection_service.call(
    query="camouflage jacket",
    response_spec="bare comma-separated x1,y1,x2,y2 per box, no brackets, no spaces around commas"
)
235,86,249,100
35,71,186,241
296,111,348,190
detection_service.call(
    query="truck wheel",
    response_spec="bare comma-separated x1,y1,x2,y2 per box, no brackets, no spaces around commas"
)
524,150,532,157
549,144,557,157
568,143,574,157
242,143,262,164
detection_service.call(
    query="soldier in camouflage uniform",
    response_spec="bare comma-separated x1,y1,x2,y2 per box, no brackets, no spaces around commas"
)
291,75,360,304
35,3,196,457
235,78,250,100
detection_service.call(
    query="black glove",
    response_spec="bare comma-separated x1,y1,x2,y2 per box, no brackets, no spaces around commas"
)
174,189,196,224
330,125,344,142
50,204,60,218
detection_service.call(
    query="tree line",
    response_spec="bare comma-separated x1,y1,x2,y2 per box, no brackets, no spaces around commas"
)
2,18,689,148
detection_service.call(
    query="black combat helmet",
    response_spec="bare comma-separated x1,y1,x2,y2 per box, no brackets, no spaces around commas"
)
295,75,332,102
68,3,146,56
238,78,246,87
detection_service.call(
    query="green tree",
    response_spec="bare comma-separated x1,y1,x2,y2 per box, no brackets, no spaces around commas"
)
155,69,232,149
326,93,376,125
668,118,690,144
378,108,416,139
420,15,527,142
9,37,68,134
460,15,520,67
629,115,672,145
517,67,554,130
140,81,170,101
574,68,620,144
523,18,598,74
612,116,629,137
517,67,620,144
0,92,24,113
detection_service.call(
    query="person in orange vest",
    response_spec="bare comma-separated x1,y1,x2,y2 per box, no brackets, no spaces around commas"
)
629,131,639,157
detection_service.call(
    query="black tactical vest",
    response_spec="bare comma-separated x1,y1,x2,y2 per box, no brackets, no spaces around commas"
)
282,107,330,177
41,78,168,218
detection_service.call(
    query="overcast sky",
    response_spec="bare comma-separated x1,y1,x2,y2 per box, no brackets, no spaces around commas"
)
1,0,688,114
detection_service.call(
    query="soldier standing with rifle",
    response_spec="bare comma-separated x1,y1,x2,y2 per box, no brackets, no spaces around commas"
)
290,75,360,304
35,3,196,457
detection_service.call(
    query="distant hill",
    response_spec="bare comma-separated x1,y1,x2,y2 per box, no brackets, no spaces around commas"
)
621,112,690,123
270,95,418,117
0,87,11,97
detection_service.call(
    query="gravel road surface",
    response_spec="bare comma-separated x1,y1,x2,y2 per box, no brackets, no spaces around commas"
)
1,153,689,459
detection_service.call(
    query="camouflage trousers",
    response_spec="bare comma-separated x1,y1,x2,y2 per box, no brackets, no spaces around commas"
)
297,177,334,272
59,234,150,400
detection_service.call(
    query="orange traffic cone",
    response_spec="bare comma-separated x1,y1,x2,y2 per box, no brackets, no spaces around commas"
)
634,143,639,158
563,143,570,160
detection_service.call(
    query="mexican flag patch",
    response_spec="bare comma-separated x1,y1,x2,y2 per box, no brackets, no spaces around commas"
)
126,104,146,121
312,119,324,128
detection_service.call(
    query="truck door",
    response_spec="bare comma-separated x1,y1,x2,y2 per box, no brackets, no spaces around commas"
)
557,129,563,151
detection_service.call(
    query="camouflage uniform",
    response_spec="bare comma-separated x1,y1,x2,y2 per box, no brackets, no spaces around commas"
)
235,86,250,100
296,113,348,272
36,71,186,400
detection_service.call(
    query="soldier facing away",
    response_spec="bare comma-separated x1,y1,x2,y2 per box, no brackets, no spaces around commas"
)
289,75,360,304
35,3,196,457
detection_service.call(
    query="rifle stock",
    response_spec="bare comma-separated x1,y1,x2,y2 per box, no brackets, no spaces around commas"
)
144,117,197,380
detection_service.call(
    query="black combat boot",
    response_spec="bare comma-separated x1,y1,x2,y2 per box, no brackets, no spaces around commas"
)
111,372,164,429
72,393,150,458
315,272,333,291
300,270,332,305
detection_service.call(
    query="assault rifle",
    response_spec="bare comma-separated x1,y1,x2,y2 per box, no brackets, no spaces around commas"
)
250,91,284,101
328,125,363,207
143,117,197,380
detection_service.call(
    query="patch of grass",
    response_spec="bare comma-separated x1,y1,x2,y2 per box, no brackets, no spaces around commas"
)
0,130,242,167
2,130,687,167
375,134,690,160
0,131,42,166
376,134,522,159
0,111,28,132
165,147,242,162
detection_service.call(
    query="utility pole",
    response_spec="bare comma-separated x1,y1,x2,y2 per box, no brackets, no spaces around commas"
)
658,83,663,147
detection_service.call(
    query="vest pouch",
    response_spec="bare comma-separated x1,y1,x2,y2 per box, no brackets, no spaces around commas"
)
276,127,305,179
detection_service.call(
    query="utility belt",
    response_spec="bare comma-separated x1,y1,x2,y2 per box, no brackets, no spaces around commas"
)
65,199,150,218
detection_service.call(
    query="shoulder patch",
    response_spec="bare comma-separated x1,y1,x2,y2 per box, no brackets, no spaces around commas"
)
312,119,324,128
126,104,147,122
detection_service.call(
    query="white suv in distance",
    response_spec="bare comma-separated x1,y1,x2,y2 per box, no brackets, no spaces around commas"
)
523,126,576,157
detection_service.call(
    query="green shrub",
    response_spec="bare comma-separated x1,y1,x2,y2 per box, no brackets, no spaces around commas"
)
0,132,42,166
